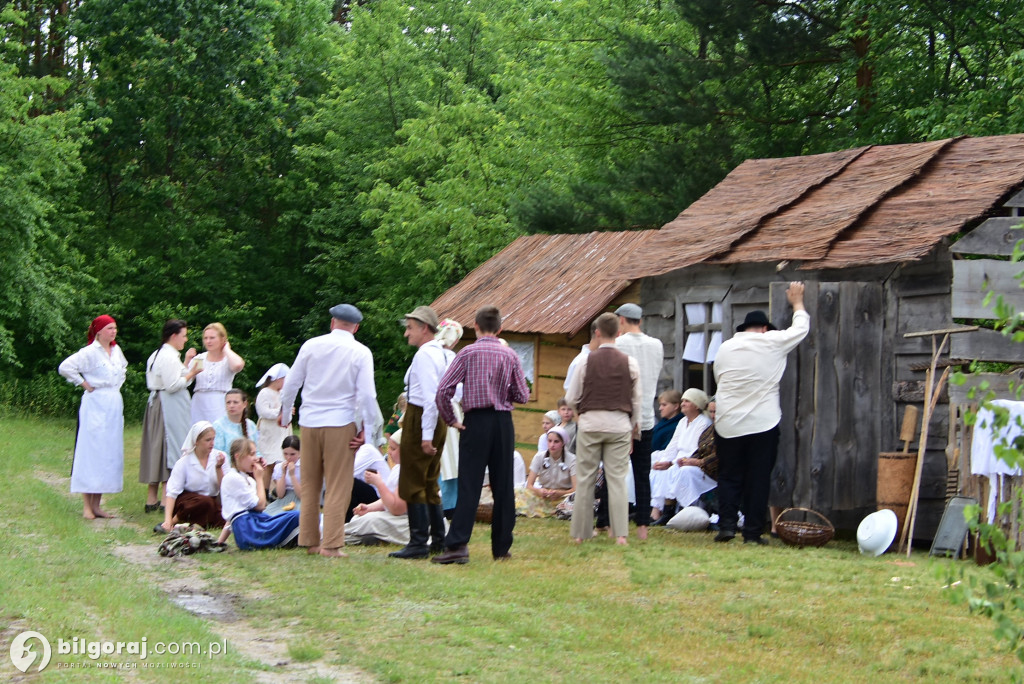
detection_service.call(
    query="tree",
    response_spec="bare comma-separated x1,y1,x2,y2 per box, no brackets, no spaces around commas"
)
0,7,89,370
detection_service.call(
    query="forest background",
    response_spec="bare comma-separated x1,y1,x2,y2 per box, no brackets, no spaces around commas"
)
4,0,1024,418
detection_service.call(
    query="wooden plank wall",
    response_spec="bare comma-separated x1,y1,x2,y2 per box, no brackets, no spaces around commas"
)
770,281,884,518
509,281,643,461
888,258,956,540
643,259,954,537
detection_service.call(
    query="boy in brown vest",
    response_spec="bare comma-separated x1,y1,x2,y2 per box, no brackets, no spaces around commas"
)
565,312,642,544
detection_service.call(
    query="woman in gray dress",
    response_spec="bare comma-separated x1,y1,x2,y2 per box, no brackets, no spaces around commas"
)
139,319,203,512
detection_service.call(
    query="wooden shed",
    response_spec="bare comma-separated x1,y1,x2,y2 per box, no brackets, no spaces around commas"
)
615,134,1024,539
430,230,657,460
432,133,1024,541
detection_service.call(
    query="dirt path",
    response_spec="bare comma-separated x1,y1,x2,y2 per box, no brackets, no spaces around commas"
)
38,471,372,683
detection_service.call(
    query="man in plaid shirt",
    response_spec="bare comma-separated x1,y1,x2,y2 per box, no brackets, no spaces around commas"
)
432,305,529,565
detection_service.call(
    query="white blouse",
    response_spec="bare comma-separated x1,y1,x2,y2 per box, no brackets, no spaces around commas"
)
166,449,224,499
272,460,301,492
145,344,190,393
220,470,260,521
58,341,127,390
652,413,712,465
190,353,236,393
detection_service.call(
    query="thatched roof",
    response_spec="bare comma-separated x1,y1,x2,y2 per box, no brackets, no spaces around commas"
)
619,134,1024,277
430,230,656,336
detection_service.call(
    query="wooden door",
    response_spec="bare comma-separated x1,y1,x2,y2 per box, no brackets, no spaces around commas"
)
770,281,885,515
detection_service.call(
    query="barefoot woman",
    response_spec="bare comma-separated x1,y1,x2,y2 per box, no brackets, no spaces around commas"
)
58,315,129,519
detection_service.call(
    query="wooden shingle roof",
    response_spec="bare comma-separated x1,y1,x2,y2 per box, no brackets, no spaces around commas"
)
430,230,656,336
619,134,1024,277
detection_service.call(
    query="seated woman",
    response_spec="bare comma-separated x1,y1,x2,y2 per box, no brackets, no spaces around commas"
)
647,390,684,521
515,426,577,518
218,438,301,550
213,389,261,472
345,430,409,547
154,421,226,534
265,435,301,516
650,388,711,526
348,440,393,521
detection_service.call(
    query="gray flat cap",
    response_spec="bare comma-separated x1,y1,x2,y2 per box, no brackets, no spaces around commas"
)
403,305,439,331
615,303,643,319
329,303,363,323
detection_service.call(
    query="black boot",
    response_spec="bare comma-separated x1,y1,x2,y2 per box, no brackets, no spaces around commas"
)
427,503,446,554
652,501,677,527
389,503,430,559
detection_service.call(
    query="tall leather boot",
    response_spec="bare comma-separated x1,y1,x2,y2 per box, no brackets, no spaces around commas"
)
427,503,447,554
389,503,430,559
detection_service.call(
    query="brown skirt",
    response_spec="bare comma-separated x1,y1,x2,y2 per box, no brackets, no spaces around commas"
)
139,392,169,484
173,491,224,529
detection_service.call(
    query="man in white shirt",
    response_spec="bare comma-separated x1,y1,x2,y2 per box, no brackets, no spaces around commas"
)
390,305,449,559
712,283,809,545
563,319,598,391
279,303,379,558
614,302,664,540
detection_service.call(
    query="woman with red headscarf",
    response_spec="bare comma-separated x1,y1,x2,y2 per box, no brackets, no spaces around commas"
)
58,315,129,519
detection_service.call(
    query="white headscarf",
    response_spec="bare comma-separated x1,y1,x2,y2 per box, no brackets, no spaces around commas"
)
181,421,215,458
435,319,464,349
257,363,290,388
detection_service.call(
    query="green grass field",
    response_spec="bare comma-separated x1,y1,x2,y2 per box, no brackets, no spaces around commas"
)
0,411,1016,682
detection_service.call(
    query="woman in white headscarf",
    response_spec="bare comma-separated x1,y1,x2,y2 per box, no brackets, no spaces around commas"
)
255,363,291,483
516,426,577,518
154,421,227,534
435,318,464,517
650,388,712,525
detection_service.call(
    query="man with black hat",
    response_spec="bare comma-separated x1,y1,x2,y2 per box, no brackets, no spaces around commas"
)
712,282,809,545
279,303,379,558
390,305,449,559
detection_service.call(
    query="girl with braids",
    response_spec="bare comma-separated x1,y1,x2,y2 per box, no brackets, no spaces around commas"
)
217,438,301,550
212,389,261,471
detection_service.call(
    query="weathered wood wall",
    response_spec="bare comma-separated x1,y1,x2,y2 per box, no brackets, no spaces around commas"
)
642,256,955,538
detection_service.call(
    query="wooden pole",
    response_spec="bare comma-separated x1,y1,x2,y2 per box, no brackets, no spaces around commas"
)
899,333,950,555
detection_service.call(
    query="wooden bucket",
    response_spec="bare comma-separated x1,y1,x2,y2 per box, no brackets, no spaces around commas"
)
877,452,916,539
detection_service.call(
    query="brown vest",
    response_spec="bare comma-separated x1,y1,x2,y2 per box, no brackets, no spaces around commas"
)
577,346,633,415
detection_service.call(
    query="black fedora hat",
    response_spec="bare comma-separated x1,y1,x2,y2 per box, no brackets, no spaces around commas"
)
736,310,776,332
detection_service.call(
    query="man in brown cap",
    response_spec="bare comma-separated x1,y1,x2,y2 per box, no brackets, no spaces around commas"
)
390,305,449,559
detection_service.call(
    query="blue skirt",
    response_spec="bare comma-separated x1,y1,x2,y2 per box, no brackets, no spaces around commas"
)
232,510,301,551
440,478,458,511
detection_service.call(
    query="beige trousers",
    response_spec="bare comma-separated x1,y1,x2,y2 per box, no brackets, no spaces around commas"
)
571,429,632,539
299,424,357,549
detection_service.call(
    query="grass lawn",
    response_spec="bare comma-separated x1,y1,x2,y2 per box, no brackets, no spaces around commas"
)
0,411,1017,682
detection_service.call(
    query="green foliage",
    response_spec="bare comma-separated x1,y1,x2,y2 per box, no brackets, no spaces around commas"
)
0,9,91,371
6,0,1024,419
948,240,1024,669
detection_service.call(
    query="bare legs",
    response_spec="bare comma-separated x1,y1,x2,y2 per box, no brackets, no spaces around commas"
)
82,493,112,519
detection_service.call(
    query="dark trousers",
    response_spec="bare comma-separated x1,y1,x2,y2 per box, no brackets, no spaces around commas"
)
443,408,515,558
398,403,447,505
715,426,779,540
596,429,652,527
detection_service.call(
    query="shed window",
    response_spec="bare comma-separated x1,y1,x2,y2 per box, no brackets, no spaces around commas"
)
681,302,721,392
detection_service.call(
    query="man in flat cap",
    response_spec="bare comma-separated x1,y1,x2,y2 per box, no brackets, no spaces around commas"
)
280,303,379,558
613,302,664,539
390,305,449,559
712,282,808,546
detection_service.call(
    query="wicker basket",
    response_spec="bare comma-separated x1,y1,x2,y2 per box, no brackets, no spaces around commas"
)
476,502,493,523
774,507,834,548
